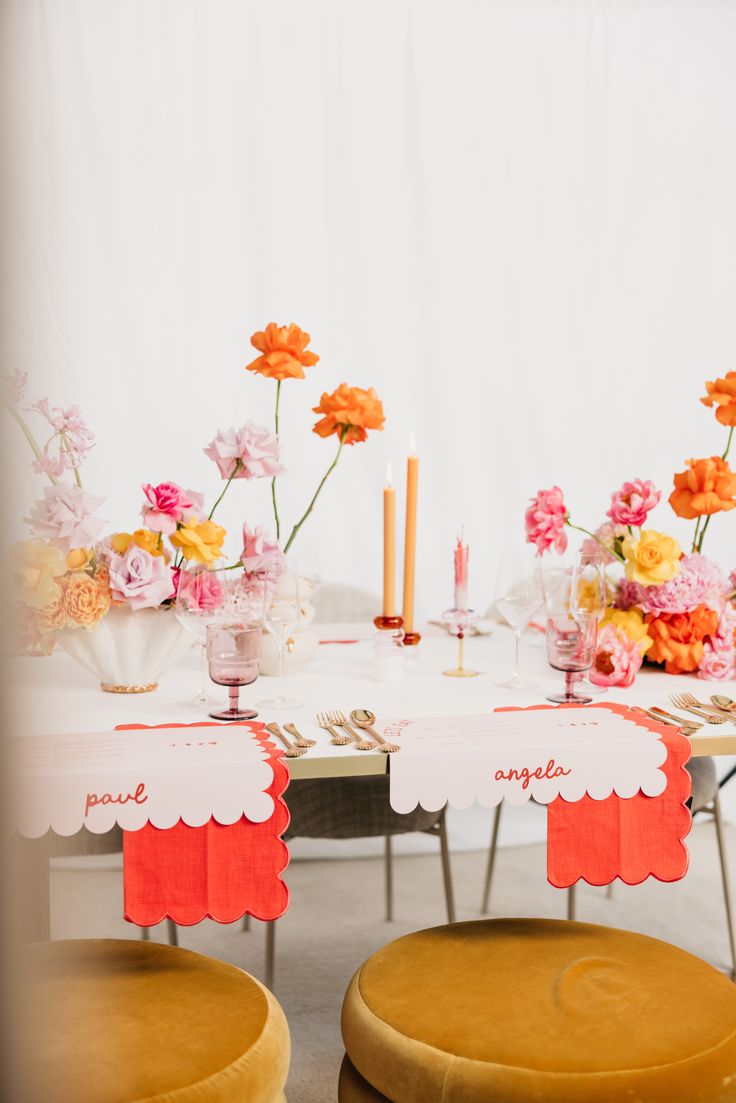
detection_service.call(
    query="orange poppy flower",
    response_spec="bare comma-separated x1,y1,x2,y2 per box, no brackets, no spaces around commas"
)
312,384,385,445
701,371,736,427
246,323,319,381
645,605,719,674
668,456,736,519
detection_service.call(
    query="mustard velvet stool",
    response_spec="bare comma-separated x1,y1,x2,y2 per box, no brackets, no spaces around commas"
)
23,939,290,1102
339,918,736,1103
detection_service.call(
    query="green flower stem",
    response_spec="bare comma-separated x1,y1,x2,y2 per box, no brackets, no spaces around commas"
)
4,401,58,485
59,432,83,488
692,516,702,553
284,433,345,554
722,425,734,461
564,520,626,563
697,514,712,553
208,460,240,520
272,380,282,540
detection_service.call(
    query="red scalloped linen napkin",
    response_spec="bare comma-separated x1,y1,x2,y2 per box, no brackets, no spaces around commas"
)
544,703,692,887
120,721,290,926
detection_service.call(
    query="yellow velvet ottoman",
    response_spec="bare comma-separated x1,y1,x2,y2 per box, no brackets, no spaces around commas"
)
340,918,736,1103
22,938,290,1102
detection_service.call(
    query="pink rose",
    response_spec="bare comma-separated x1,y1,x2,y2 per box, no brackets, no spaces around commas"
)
141,482,204,535
204,422,286,481
108,543,176,610
25,484,106,553
525,487,568,556
698,642,736,681
589,625,643,687
176,568,225,612
241,523,286,578
607,479,661,527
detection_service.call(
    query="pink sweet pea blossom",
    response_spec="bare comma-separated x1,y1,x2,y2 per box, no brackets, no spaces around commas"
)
607,479,661,527
589,625,643,687
525,487,568,556
141,482,204,534
241,523,285,578
108,543,176,610
25,484,106,552
204,422,286,481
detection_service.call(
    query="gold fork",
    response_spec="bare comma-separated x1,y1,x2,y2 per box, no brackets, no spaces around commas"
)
329,710,375,751
316,712,351,746
670,691,736,724
669,693,726,725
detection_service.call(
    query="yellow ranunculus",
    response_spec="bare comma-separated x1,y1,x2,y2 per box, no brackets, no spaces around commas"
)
170,520,226,564
623,530,681,587
66,547,93,571
601,607,653,654
11,540,67,608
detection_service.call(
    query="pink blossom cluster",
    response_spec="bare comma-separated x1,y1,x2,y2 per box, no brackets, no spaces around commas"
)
607,479,661,527
31,399,95,479
204,422,285,481
241,523,285,579
637,554,725,615
524,486,568,555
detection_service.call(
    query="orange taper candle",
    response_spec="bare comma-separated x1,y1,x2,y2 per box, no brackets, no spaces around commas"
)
382,462,396,617
402,432,419,638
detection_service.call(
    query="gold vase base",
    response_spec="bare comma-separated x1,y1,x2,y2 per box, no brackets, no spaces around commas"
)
443,668,480,678
101,681,159,694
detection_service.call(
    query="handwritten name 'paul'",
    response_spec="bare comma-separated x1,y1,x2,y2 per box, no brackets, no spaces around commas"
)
494,759,571,791
85,782,148,817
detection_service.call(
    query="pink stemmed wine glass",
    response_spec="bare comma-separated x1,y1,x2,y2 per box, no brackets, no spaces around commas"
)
545,611,598,704
206,622,261,721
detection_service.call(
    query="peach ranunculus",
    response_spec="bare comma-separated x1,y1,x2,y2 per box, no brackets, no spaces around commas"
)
312,384,385,445
622,530,682,587
246,323,319,381
601,607,653,655
170,520,226,564
11,540,68,609
66,547,93,571
701,371,736,428
63,571,111,628
645,605,719,674
668,456,736,519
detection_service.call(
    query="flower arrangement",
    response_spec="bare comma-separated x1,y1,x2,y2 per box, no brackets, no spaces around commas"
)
6,325,384,655
526,372,736,684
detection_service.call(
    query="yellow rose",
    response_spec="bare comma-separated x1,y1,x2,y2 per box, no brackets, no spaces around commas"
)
623,530,681,587
10,540,67,608
66,547,93,571
63,571,110,628
131,529,165,556
169,520,226,564
111,532,133,554
601,607,653,654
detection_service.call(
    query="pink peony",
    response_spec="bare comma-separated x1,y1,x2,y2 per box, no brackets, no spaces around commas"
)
589,625,643,687
615,578,645,610
607,479,661,527
141,482,204,535
25,484,106,552
204,423,286,481
524,487,568,556
176,567,225,612
581,522,627,565
698,643,736,681
638,554,726,615
241,523,286,578
108,543,176,610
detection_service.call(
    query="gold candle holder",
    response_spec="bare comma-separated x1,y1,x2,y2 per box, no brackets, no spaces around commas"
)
442,608,480,677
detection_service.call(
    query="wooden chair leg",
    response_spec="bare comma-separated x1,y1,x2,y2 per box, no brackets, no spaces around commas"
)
384,836,394,921
480,804,503,914
567,885,576,921
712,792,736,979
438,811,456,924
265,921,276,991
166,919,178,947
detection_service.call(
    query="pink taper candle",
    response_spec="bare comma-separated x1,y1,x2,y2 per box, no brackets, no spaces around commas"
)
454,533,469,611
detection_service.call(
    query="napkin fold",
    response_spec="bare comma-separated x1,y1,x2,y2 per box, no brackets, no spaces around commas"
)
121,721,290,925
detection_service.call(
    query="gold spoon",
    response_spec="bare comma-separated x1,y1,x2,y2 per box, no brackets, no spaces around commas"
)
350,709,400,753
265,722,306,758
712,694,736,712
283,722,316,748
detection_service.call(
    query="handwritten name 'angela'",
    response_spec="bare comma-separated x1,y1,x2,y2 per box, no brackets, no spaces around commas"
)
85,782,148,817
494,759,571,791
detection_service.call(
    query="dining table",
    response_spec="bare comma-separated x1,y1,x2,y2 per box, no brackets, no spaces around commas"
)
9,621,736,940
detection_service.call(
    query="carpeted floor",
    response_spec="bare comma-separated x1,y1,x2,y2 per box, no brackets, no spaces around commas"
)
50,820,735,1103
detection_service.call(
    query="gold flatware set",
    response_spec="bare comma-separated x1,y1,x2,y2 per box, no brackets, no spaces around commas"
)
634,694,736,738
267,710,400,756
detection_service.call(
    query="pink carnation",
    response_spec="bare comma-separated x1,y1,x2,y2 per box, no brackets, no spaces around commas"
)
204,423,286,481
141,482,204,535
581,522,627,566
108,543,176,610
241,523,285,578
589,625,643,687
638,554,726,615
176,567,225,612
698,643,736,682
607,479,661,527
524,486,568,556
25,484,106,553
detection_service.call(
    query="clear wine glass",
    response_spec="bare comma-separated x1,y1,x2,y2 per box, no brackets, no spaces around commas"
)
258,558,303,710
207,622,261,720
174,565,228,706
570,549,608,697
493,544,545,689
